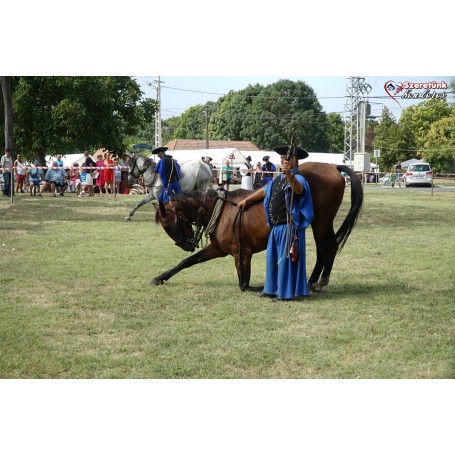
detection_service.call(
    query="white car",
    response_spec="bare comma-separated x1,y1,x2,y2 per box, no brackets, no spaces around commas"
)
405,163,433,187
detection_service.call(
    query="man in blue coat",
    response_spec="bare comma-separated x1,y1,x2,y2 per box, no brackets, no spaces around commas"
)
237,144,314,301
153,147,182,203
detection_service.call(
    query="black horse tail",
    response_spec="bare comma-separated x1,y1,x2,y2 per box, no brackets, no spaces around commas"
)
335,165,363,252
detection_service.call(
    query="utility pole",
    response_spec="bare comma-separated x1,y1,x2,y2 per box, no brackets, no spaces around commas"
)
344,77,371,165
203,104,209,149
153,76,163,148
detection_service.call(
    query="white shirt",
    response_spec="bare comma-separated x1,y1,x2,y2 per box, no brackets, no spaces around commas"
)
240,161,253,190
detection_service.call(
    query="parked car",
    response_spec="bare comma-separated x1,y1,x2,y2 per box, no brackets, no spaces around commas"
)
405,163,433,187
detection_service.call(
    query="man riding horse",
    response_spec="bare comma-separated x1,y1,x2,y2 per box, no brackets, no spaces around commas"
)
153,146,182,203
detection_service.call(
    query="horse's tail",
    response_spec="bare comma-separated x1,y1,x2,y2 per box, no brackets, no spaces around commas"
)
335,165,363,252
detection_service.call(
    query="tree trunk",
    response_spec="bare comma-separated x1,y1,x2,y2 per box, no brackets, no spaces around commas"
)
0,76,14,153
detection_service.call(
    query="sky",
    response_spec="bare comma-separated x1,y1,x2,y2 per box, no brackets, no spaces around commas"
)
135,76,454,121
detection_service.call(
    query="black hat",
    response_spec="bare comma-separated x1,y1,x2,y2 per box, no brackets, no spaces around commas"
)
262,156,270,162
273,145,309,160
245,155,252,161
152,146,168,155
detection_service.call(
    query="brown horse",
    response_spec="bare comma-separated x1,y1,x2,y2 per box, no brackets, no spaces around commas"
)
152,163,363,292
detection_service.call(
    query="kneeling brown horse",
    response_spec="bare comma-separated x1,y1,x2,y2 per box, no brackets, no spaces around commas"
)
152,163,363,292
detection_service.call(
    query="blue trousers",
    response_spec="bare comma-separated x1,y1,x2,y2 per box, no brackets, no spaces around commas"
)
263,224,309,299
3,172,11,196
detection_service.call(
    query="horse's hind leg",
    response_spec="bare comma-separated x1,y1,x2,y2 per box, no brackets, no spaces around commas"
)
308,229,338,292
318,237,338,289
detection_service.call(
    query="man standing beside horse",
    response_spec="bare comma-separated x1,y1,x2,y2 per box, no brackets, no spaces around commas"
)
153,146,182,203
237,143,314,301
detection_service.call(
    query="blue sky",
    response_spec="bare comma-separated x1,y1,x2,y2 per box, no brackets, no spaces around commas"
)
136,76,454,121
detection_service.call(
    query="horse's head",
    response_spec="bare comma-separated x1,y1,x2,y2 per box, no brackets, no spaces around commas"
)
126,153,155,185
154,200,198,252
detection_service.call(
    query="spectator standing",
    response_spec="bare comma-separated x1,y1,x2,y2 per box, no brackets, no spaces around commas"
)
83,151,96,196
221,159,233,190
14,154,27,193
261,156,276,187
55,154,64,169
44,161,68,196
239,155,253,190
1,148,13,197
27,160,44,196
253,162,263,189
113,158,122,194
104,151,114,194
95,153,105,194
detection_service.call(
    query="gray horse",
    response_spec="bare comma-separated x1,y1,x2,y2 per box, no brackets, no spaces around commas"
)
124,152,212,221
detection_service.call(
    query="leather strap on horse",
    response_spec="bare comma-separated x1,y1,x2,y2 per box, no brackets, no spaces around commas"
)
205,191,226,236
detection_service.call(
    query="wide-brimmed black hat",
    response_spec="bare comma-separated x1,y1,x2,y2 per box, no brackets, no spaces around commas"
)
262,156,270,162
273,145,309,160
151,146,168,155
245,155,252,161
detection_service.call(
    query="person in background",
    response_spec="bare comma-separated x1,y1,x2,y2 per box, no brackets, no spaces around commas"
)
237,145,313,301
83,151,96,196
27,160,44,196
153,146,182,202
95,153,105,194
113,158,122,194
1,148,13,197
253,162,263,190
221,159,233,190
261,155,276,186
239,155,253,190
55,154,64,169
69,162,82,196
44,161,68,196
14,154,26,193
104,151,114,194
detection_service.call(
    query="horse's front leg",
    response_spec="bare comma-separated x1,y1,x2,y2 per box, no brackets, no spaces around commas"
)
125,193,154,221
151,244,227,285
233,252,257,292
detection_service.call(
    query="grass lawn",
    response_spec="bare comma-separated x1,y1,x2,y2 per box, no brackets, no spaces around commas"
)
1,189,454,378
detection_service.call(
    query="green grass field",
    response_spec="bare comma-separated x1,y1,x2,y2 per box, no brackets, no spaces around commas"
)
1,189,454,378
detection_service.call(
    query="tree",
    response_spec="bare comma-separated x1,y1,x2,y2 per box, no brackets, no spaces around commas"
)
373,107,403,169
244,79,329,151
11,76,150,163
325,112,344,153
209,84,263,140
0,76,14,153
399,98,452,148
174,104,208,140
422,114,455,173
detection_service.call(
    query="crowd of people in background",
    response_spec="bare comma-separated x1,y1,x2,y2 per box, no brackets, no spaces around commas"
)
200,155,279,192
1,148,127,198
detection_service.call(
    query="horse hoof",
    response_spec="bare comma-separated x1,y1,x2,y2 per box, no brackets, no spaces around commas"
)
150,278,163,286
308,283,322,293
125,217,132,222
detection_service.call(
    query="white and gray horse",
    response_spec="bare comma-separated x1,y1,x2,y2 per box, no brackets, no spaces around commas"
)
124,152,212,221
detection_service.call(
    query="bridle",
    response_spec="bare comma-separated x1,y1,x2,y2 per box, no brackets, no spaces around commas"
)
170,191,242,252
128,154,154,183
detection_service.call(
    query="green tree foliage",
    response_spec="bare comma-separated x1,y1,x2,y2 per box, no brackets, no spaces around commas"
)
372,107,404,169
325,112,345,153
209,84,263,140
243,79,329,151
174,104,207,140
8,76,151,163
399,98,452,148
422,114,455,173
